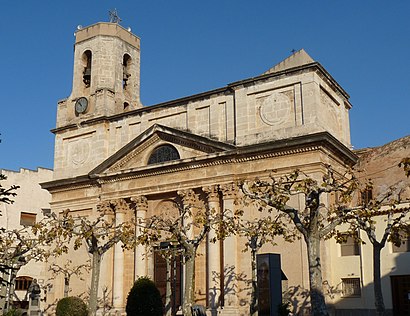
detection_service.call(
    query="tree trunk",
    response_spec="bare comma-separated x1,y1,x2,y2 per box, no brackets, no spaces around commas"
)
306,236,328,316
250,248,257,316
64,275,69,298
182,246,196,316
165,257,172,316
0,271,9,313
8,268,17,311
373,244,386,316
89,251,102,316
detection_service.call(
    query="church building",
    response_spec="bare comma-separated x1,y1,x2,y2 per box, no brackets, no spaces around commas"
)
41,21,374,315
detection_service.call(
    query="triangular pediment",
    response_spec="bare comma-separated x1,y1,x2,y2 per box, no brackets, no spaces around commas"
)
89,124,235,175
263,49,315,75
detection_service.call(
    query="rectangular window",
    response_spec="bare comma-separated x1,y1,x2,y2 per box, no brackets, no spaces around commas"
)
341,233,360,256
361,189,373,205
392,236,410,253
20,212,36,226
15,277,33,291
342,278,361,297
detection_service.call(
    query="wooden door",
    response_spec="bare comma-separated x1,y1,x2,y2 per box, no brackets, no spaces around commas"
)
154,252,182,314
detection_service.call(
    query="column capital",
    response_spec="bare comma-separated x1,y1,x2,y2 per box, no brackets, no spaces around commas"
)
97,198,129,214
132,195,148,212
219,182,238,199
202,185,219,202
177,189,197,204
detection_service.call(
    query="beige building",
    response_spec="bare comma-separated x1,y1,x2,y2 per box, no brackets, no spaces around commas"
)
0,167,53,312
41,21,409,316
325,136,410,316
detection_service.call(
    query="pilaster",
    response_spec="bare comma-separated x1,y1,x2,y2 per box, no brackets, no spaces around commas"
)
203,185,222,313
133,195,148,279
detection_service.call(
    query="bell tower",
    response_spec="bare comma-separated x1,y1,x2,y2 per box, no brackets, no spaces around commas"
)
56,22,141,128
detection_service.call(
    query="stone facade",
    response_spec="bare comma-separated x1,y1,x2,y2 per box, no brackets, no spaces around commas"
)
40,22,410,316
325,136,410,316
0,167,53,313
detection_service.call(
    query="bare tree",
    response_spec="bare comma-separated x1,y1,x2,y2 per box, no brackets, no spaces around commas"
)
242,166,356,316
43,199,136,316
138,189,211,316
0,221,51,312
48,259,90,297
0,174,19,206
337,177,410,316
218,206,292,316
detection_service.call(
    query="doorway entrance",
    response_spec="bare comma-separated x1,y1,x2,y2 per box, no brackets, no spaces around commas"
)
391,275,410,316
154,252,182,315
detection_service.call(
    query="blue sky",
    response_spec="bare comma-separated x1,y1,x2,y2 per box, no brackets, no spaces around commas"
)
1,1,409,171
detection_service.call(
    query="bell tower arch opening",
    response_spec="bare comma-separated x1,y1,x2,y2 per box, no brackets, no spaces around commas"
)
82,50,92,89
122,53,132,91
56,22,142,129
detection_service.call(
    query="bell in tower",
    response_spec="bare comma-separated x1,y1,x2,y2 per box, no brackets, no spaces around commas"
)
82,50,92,88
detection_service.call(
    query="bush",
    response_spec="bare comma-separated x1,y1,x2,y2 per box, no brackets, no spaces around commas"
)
56,296,88,316
126,276,163,316
277,302,291,316
4,308,23,316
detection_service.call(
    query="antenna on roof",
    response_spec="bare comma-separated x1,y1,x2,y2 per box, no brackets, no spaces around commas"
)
291,49,297,54
109,8,122,24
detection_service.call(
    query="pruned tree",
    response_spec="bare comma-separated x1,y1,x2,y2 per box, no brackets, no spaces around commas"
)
217,206,292,316
42,199,137,316
0,174,19,206
138,189,211,316
242,166,357,316
48,259,91,298
0,221,51,312
336,174,410,316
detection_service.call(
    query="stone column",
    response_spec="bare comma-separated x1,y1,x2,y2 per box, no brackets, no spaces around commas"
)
112,198,128,310
220,183,238,314
203,185,222,314
133,196,148,279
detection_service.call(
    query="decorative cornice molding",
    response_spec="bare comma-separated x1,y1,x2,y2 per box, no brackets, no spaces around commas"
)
42,132,357,192
109,135,160,172
97,144,321,184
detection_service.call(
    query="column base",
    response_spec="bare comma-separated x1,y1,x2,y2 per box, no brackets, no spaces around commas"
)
219,306,240,315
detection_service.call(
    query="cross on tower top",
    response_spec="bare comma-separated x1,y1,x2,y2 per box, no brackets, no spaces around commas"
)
109,8,122,24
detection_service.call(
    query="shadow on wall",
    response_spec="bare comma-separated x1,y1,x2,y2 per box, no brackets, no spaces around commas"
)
283,251,410,316
208,265,252,315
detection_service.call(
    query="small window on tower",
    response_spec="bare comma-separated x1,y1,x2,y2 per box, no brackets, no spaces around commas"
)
82,50,92,88
123,54,132,90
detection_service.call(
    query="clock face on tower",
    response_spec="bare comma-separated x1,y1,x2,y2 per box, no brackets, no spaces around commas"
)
75,97,88,114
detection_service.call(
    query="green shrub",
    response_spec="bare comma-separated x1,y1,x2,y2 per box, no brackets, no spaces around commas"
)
56,296,88,316
126,276,163,316
277,302,291,316
4,308,23,316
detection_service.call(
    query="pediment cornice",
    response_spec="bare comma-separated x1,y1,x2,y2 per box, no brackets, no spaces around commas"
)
41,131,357,193
90,124,235,175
